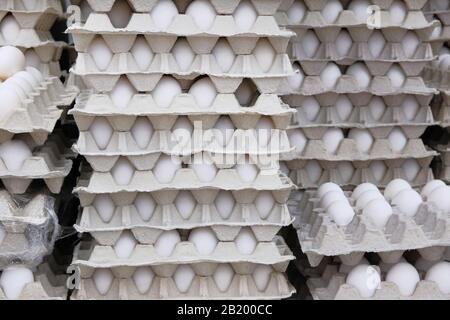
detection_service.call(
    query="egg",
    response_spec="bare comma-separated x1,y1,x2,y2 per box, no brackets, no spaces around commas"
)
235,228,257,255
108,0,132,28
213,117,234,147
336,30,353,57
348,0,371,22
287,1,306,24
401,96,419,121
88,37,113,71
322,128,344,154
356,190,383,210
346,264,381,298
0,140,32,172
320,63,341,88
387,65,405,88
256,117,274,147
402,159,420,182
150,0,178,30
389,0,407,25
26,67,43,83
301,30,320,58
0,84,22,118
254,39,276,73
337,162,355,183
114,231,137,259
212,39,236,72
363,199,393,228
93,194,116,223
321,190,347,209
402,31,420,58
0,266,33,299
24,50,41,69
111,158,134,185
288,63,305,91
172,38,195,72
425,262,450,294
13,71,35,93
110,77,136,109
368,31,386,58
0,16,20,44
253,265,272,292
432,24,443,40
321,0,343,24
369,160,387,182
392,189,422,217
352,183,379,200
186,0,216,31
155,230,181,257
188,228,218,255
235,80,256,106
131,36,154,71
189,77,217,109
213,264,234,292
421,180,446,199
175,191,196,219
385,263,420,296
327,200,355,226
171,117,193,150
233,0,257,31
255,191,275,219
153,76,182,108
427,186,450,212
349,129,373,154
439,54,450,70
131,118,154,149
384,179,411,201
335,95,353,121
318,182,344,200
347,62,371,89
214,191,235,219
287,129,307,153
134,193,156,221
301,97,320,121
388,127,407,152
90,117,113,150
2,80,26,100
305,160,322,183
0,46,25,80
132,267,154,294
173,265,195,293
92,269,114,296
191,155,217,182
235,157,258,182
368,96,386,121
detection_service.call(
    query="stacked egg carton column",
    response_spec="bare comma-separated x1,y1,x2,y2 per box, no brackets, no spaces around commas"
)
276,0,441,298
67,0,296,299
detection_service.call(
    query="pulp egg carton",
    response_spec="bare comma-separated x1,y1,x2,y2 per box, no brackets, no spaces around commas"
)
0,28,65,49
422,65,450,90
307,264,450,300
284,156,434,189
436,148,450,182
292,190,450,267
429,90,450,126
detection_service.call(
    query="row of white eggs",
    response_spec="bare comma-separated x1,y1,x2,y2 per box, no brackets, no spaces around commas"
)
92,263,275,296
112,227,258,258
89,36,277,73
286,0,409,25
92,189,277,223
288,127,409,154
298,29,421,59
345,261,450,297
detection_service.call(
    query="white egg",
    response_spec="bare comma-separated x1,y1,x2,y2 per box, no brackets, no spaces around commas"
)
352,183,379,200
321,0,343,24
288,63,305,91
188,228,218,255
132,267,154,294
346,264,381,298
384,178,411,201
173,265,195,293
93,194,115,223
322,128,344,154
301,97,320,121
349,129,373,154
318,182,344,200
356,190,384,210
387,65,406,88
348,0,371,22
114,231,137,259
214,191,235,219
3,80,26,100
388,127,407,152
213,264,234,292
335,95,353,121
320,63,341,88
233,0,257,31
0,84,22,118
131,118,154,149
337,162,355,183
110,77,136,109
255,191,275,219
214,116,235,147
253,265,272,292
305,160,323,183
439,54,450,70
287,129,307,153
368,96,386,120
389,0,407,25
88,37,113,71
186,0,216,31
235,80,256,106
347,62,371,88
111,158,134,186
25,67,43,83
134,193,156,221
402,159,420,182
421,180,446,199
363,198,393,228
254,39,276,73
368,31,386,58
0,16,20,44
427,186,450,212
191,155,218,182
0,46,25,80
327,200,355,226
402,31,420,58
235,228,257,255
14,71,36,93
155,230,181,257
287,1,306,24
301,30,320,58
0,266,33,299
171,117,193,149
108,0,132,28
93,269,114,296
90,117,113,150
321,190,347,209
0,140,31,172
175,191,196,219
386,262,420,296
235,158,258,183
401,96,419,121
153,76,182,108
392,189,422,217
425,262,450,294
24,50,41,69
150,0,178,30
256,117,274,147
213,39,236,72
336,30,353,57
369,160,387,182
130,37,154,71
189,77,217,109
172,38,195,72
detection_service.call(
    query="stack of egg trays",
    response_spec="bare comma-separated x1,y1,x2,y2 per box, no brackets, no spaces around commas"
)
0,0,67,77
67,0,297,299
277,0,438,191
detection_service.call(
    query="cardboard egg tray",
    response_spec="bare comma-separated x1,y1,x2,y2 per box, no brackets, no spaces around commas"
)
307,264,450,300
0,29,65,49
292,190,450,267
436,148,450,182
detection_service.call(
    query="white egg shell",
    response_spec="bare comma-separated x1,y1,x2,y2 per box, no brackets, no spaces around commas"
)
386,262,420,296
401,96,419,121
110,78,136,109
214,116,235,147
24,50,41,69
175,191,196,219
93,269,114,296
402,31,420,58
235,228,257,255
352,183,379,200
346,264,381,298
387,65,406,88
213,264,234,292
322,128,344,154
0,84,22,118
0,266,33,299
368,31,386,58
172,38,195,72
173,265,195,293
402,159,420,182
369,160,387,182
153,76,182,108
151,0,178,30
384,178,411,201
153,154,181,183
111,158,134,185
349,129,373,154
346,62,371,88
134,193,156,221
335,95,353,121
256,117,274,147
301,30,320,58
130,37,154,71
131,118,154,149
392,189,422,217
337,162,354,183
288,129,307,153
318,182,344,200
305,160,322,183
0,16,20,44
93,194,116,223
336,30,353,56
188,228,218,255
327,201,355,226
427,186,450,212
287,1,306,24
389,0,407,25
235,161,258,183
388,127,407,152
13,71,35,93
421,180,446,199
114,231,137,259
348,0,371,22
255,191,275,219
301,96,320,121
212,39,236,72
253,265,272,292
90,117,113,150
0,140,32,171
189,78,217,109
214,191,235,219
363,199,393,228
288,63,305,91
88,37,113,71
321,190,347,209
26,67,43,83
108,0,132,28
254,39,276,73
186,0,216,31
320,63,341,88
155,230,181,257
368,96,386,121
321,0,343,23
356,190,383,210
0,46,25,80
132,267,155,294
191,156,217,182
425,262,450,294
233,0,257,31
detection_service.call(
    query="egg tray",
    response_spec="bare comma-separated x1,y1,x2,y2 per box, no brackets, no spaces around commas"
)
71,235,294,274
421,65,450,91
307,264,450,300
435,148,450,183
284,156,434,189
428,91,450,127
71,271,294,300
35,61,62,77
0,30,65,51
292,190,450,267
